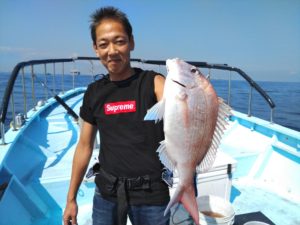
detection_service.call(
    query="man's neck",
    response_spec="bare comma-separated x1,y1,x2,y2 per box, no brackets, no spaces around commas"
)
109,67,135,81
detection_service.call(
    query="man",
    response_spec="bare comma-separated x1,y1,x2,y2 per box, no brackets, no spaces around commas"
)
63,6,170,225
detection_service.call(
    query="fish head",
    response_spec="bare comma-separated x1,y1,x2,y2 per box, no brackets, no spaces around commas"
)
166,58,204,89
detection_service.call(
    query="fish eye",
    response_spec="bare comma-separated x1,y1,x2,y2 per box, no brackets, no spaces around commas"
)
190,67,198,74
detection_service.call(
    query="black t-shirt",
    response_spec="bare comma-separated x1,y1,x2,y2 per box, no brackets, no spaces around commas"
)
80,68,169,204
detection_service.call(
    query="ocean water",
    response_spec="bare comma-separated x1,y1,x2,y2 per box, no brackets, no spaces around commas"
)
211,79,300,131
0,72,299,132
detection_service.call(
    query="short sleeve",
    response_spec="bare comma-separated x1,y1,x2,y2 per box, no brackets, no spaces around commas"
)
80,86,96,125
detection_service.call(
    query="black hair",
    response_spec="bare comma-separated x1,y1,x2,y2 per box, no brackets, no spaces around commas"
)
90,6,133,45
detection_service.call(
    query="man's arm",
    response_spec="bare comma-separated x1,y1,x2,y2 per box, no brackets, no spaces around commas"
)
154,74,165,101
63,121,97,225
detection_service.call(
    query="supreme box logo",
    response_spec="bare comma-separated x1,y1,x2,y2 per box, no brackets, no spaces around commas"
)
104,101,136,115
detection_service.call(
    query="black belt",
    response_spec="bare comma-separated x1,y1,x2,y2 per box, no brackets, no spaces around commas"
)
95,167,157,225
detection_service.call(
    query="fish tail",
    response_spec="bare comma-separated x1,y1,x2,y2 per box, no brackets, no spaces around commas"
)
165,185,199,225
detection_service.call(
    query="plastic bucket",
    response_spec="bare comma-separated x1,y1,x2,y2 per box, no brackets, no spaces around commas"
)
243,222,270,225
197,195,235,225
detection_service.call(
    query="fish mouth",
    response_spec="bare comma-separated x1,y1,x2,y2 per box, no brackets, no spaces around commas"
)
172,79,186,88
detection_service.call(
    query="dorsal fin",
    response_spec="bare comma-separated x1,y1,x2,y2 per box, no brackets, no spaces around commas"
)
196,98,232,173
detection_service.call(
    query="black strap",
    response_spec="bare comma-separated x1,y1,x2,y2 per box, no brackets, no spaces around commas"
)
116,175,152,225
117,180,128,225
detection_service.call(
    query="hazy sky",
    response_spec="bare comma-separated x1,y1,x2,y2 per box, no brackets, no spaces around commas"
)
0,0,299,81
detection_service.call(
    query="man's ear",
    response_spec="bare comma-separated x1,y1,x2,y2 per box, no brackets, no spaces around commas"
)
93,44,99,57
130,35,135,51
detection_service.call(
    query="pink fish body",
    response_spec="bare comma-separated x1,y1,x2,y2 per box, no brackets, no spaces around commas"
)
145,58,230,224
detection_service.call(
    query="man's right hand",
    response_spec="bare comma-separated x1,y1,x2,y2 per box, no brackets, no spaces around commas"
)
63,200,78,225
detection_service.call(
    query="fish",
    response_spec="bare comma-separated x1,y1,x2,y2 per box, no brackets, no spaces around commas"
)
144,58,231,225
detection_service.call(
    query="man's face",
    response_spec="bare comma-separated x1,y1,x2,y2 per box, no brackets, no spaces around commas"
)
93,19,134,77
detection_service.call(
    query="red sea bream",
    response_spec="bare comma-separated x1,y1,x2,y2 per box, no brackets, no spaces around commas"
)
144,58,231,224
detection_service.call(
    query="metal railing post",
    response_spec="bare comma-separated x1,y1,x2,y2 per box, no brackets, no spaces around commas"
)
21,67,28,119
62,62,65,94
89,59,96,83
52,63,56,95
227,71,232,106
207,68,211,80
0,122,5,145
71,60,77,90
270,108,274,124
11,93,17,130
44,64,49,101
248,86,253,117
30,65,37,111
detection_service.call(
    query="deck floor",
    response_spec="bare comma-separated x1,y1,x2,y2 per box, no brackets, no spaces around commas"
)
231,178,300,225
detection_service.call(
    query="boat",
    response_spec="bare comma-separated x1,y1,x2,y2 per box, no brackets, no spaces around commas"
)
0,57,299,225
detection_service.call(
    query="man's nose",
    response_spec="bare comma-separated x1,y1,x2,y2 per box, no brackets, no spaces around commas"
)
108,43,118,55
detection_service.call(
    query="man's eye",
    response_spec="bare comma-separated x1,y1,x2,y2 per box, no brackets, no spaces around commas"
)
116,39,126,45
98,43,107,49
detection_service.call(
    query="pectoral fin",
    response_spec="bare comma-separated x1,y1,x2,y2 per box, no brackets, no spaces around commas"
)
157,140,175,172
144,98,165,123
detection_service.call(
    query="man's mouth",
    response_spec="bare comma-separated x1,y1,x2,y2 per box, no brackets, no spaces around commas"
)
108,58,121,63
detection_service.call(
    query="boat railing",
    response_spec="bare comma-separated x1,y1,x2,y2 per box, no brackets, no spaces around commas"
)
0,57,99,145
0,57,276,145
134,59,276,120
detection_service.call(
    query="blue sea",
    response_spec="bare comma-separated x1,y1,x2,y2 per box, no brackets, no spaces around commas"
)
0,72,299,132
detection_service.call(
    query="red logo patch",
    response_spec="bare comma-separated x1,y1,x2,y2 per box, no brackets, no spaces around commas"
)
104,101,136,115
